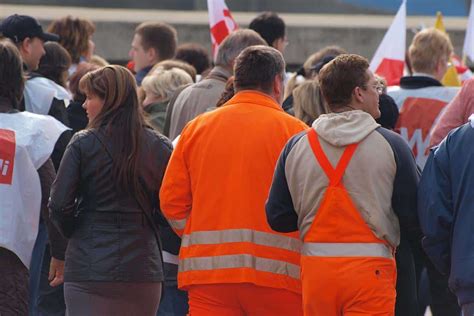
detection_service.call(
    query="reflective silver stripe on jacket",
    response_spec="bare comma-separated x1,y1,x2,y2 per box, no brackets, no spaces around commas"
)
179,254,300,279
181,229,301,253
168,218,187,231
302,242,393,259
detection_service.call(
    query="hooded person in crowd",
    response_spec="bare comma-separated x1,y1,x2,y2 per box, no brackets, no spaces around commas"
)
266,54,420,316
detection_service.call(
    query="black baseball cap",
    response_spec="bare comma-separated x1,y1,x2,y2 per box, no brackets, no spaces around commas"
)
0,14,59,43
310,55,337,74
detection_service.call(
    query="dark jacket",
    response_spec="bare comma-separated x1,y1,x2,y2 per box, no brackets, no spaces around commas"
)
135,65,153,87
66,100,88,134
282,94,295,115
20,72,73,170
399,75,443,90
49,127,173,282
418,123,474,305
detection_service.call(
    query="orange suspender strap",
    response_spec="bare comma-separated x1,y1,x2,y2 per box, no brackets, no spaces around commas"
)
307,128,358,186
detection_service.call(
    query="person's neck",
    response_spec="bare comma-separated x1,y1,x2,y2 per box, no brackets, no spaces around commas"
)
332,104,359,113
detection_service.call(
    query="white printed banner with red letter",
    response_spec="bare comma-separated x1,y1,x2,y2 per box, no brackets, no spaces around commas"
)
0,112,68,268
388,86,459,169
370,0,406,86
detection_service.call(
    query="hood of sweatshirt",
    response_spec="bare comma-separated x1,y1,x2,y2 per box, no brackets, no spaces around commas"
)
312,110,380,147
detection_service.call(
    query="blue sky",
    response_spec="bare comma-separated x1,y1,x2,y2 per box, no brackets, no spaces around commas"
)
341,0,470,16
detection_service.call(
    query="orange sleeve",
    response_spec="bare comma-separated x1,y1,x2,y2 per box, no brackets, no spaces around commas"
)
159,132,192,236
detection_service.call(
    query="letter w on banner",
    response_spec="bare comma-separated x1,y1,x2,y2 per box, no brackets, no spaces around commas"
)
207,0,238,60
370,0,406,86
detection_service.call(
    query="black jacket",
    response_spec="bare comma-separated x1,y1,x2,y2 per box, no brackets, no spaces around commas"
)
66,100,88,134
20,72,73,170
49,127,173,282
399,75,442,90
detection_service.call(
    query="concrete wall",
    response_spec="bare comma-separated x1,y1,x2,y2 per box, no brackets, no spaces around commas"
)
0,4,469,67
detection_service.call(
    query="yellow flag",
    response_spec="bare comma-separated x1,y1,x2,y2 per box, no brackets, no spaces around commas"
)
442,65,461,86
434,11,446,32
435,11,461,86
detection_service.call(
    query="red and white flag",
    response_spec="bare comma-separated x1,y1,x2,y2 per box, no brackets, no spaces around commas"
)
370,0,406,86
207,0,238,60
463,0,474,64
452,54,473,83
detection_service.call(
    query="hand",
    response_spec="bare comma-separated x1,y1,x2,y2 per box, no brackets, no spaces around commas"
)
48,257,65,287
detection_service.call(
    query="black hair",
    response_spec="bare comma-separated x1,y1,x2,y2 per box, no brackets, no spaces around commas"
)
249,12,285,47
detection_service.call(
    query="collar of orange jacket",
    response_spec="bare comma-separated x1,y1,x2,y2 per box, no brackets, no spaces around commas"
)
225,90,283,111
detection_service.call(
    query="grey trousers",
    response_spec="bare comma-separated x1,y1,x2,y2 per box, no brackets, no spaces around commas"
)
64,281,162,316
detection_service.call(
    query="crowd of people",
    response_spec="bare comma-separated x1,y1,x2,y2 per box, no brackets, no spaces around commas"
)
0,9,474,316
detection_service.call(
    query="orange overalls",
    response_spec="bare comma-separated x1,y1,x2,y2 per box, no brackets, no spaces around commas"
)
301,129,396,316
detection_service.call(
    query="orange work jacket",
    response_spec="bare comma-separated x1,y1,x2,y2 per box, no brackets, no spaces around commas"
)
160,90,308,294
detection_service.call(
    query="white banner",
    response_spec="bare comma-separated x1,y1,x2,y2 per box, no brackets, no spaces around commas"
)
0,112,68,268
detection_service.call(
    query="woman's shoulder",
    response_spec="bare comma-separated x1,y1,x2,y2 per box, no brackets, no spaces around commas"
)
68,128,96,146
143,127,173,152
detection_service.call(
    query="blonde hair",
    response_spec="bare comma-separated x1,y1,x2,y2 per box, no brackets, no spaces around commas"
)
284,45,346,99
90,54,109,67
293,80,328,126
141,67,193,102
149,59,197,82
409,28,453,74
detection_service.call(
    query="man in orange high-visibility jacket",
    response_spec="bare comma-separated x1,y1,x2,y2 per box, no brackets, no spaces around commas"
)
160,45,307,315
266,54,421,316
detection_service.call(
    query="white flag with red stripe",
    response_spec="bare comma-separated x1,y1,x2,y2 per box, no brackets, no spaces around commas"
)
370,0,406,86
207,0,238,60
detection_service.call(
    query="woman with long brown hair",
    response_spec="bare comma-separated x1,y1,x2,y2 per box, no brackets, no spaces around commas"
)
48,65,172,315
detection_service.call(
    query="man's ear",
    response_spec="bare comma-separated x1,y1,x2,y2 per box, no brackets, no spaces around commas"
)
146,47,158,64
273,73,283,96
19,37,32,55
435,57,447,78
271,38,279,48
353,86,364,104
